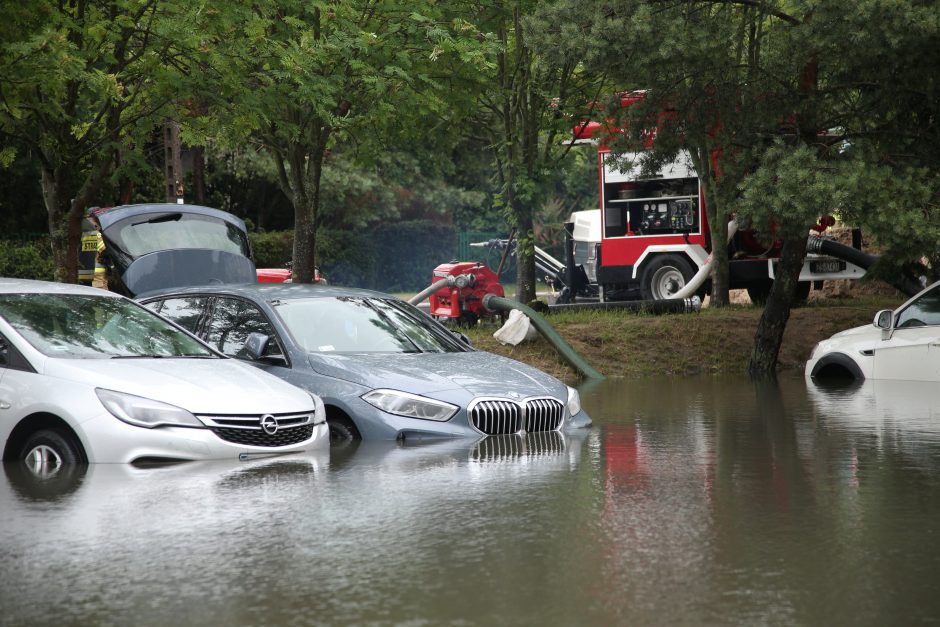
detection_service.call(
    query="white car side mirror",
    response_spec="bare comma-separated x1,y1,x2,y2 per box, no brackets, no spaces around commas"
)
874,309,894,340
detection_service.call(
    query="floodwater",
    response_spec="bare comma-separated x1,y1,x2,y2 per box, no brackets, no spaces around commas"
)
2,375,940,626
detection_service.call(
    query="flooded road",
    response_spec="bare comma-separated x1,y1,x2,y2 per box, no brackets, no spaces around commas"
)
3,375,940,625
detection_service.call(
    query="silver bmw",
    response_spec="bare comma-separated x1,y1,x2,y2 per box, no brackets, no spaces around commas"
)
139,283,592,443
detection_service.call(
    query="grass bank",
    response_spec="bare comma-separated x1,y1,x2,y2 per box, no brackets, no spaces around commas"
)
463,295,903,381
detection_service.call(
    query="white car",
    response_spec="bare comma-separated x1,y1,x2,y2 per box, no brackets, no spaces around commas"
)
806,279,940,381
0,279,328,473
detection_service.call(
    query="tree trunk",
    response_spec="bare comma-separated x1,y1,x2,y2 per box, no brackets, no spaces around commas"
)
747,232,806,377
514,209,537,304
192,145,206,205
290,148,323,284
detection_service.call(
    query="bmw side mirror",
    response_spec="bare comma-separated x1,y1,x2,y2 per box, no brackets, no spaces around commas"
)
874,309,894,340
243,331,285,365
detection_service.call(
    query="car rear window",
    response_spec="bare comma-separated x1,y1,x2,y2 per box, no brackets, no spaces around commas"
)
105,213,250,258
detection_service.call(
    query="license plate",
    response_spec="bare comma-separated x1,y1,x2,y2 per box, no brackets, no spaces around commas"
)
810,259,845,273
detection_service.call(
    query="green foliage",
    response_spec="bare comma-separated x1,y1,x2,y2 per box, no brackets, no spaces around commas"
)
248,231,295,269
0,238,56,281
0,0,207,279
738,142,847,239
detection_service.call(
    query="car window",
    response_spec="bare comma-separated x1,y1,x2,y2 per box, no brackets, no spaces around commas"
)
0,332,34,372
205,297,282,358
148,297,209,334
0,293,215,359
273,296,468,354
896,285,940,328
106,213,250,259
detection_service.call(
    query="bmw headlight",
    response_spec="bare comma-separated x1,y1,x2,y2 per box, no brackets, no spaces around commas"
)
566,386,582,417
362,389,458,422
96,389,204,429
307,391,327,425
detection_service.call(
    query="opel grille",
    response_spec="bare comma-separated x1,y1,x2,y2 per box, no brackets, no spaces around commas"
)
197,412,315,447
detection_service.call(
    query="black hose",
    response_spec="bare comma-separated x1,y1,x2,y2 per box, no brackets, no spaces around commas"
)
549,297,701,314
482,294,604,380
808,237,922,297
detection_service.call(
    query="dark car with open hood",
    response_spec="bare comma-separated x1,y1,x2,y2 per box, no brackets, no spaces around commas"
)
94,203,257,296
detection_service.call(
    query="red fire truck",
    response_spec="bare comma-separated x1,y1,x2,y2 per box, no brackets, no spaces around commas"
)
562,98,867,303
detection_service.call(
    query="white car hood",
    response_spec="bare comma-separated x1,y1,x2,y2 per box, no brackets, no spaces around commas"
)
42,357,312,415
828,324,875,341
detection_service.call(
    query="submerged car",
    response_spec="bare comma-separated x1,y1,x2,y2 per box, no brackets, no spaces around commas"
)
806,278,940,381
139,283,592,442
0,279,328,472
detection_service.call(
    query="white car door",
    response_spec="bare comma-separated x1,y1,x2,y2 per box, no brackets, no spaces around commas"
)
872,285,940,381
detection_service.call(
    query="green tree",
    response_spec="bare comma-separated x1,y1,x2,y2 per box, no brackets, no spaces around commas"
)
196,1,494,283
0,0,198,282
536,0,940,376
474,1,606,303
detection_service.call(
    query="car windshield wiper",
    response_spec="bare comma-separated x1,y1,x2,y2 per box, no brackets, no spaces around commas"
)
132,213,182,226
110,354,167,359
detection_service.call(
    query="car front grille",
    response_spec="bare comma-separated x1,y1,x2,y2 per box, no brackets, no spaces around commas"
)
468,397,564,435
197,412,316,448
524,398,564,432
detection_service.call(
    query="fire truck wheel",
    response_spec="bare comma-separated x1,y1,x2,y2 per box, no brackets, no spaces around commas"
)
746,280,811,305
640,254,695,300
746,280,773,304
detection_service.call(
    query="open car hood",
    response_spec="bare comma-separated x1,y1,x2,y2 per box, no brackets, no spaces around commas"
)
120,249,257,296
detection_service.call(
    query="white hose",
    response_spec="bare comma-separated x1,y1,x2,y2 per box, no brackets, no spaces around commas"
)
672,219,739,299
407,274,474,305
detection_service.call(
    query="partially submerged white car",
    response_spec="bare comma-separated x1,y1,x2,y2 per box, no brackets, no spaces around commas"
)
806,279,940,381
0,279,328,472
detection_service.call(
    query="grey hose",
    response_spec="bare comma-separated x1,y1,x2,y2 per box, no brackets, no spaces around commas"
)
408,277,459,306
483,294,604,380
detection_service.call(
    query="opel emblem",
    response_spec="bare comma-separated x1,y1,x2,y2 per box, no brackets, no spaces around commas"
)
260,414,278,435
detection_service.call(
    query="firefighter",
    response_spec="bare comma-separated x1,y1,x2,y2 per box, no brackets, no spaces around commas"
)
85,209,109,290
78,213,99,285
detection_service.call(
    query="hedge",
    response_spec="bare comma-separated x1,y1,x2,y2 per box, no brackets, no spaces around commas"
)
0,238,55,281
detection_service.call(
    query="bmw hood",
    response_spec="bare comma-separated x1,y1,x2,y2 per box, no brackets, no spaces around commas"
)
307,351,567,398
43,358,314,415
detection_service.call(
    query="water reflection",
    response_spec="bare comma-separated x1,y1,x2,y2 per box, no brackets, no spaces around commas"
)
581,375,940,624
2,379,940,625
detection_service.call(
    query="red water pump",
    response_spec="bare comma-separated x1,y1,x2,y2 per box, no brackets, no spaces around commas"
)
428,262,505,324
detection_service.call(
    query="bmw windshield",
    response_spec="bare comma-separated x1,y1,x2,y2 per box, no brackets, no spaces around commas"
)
0,293,216,359
273,297,470,354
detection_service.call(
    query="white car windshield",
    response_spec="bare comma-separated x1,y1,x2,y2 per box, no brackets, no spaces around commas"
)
0,293,216,359
274,297,469,354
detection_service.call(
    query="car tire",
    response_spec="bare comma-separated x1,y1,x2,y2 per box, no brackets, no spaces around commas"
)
640,254,696,300
328,417,361,445
18,429,84,476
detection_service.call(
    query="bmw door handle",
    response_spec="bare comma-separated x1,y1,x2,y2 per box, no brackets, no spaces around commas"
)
0,400,10,409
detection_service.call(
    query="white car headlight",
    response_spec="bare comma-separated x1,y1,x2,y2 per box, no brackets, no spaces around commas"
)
96,389,204,429
307,391,327,425
566,386,582,417
362,389,458,422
